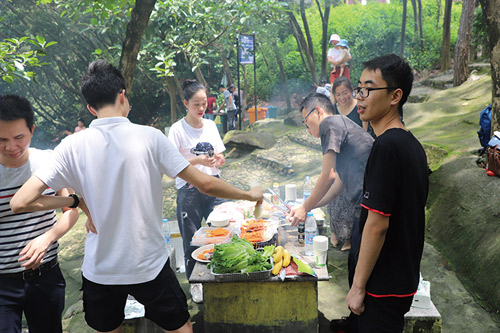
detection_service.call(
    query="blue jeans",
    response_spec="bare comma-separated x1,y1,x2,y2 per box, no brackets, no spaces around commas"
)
176,181,224,279
0,264,66,333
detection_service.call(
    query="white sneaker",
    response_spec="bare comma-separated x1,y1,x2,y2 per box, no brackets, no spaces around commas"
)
190,283,203,304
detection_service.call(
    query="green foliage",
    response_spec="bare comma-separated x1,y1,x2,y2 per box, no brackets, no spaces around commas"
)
0,35,57,83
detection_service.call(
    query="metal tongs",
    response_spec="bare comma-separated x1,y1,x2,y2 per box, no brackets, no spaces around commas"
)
263,187,291,214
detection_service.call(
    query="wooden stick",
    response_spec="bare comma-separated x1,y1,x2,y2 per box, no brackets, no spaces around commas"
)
225,147,237,158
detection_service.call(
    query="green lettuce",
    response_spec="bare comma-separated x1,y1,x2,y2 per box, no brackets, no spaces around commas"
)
209,235,274,274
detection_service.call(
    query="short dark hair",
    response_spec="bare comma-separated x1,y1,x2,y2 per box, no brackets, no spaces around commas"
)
182,79,209,102
362,54,413,115
332,76,353,94
0,94,34,132
300,93,335,115
80,59,126,110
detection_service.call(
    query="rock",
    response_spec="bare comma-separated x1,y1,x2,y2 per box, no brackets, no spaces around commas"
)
427,154,500,314
408,82,438,103
63,300,84,319
284,110,303,127
223,129,276,150
419,70,454,90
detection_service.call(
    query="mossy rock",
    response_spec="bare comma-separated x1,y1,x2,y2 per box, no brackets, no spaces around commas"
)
426,154,500,313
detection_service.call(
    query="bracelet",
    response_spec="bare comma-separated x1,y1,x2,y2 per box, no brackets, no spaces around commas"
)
68,194,80,208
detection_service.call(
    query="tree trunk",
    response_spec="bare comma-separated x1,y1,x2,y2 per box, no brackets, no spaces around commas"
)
300,0,314,60
417,0,425,49
291,25,308,71
257,42,270,71
166,76,178,122
453,0,476,86
271,39,292,114
436,0,442,28
288,11,318,83
440,0,453,71
194,66,208,86
221,51,234,87
400,0,408,56
411,0,419,36
119,0,157,95
317,0,332,80
173,71,185,112
478,0,500,133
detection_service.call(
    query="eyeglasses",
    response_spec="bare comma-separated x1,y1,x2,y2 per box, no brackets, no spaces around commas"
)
302,107,316,129
353,87,395,98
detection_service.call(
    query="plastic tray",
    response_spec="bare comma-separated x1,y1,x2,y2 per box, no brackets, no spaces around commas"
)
191,226,234,247
210,257,274,282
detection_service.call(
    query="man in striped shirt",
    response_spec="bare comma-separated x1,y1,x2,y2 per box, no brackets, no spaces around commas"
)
0,94,80,332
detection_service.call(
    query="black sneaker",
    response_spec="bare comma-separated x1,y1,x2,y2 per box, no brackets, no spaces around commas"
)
330,316,351,333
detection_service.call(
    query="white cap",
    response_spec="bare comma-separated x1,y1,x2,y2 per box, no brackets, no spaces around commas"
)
329,34,340,42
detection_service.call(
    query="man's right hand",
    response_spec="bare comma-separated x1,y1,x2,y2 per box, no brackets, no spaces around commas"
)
248,186,264,202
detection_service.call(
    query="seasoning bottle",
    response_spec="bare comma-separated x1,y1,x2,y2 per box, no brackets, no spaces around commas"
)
298,222,305,246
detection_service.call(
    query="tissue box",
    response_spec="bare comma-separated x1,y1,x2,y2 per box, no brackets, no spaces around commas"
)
411,280,431,309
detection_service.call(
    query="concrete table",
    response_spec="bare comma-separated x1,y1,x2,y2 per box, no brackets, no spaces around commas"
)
189,224,330,333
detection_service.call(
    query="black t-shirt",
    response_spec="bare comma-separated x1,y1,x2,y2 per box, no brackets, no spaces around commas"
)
360,128,429,296
319,115,374,206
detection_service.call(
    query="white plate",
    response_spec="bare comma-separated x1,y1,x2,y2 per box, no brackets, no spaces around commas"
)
192,244,215,263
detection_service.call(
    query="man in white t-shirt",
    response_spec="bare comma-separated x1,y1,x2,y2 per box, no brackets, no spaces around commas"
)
11,60,263,333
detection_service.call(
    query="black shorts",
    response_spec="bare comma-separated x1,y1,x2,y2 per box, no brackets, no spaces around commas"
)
82,260,189,332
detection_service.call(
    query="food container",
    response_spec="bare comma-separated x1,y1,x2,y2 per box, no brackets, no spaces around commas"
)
207,211,231,227
191,227,234,246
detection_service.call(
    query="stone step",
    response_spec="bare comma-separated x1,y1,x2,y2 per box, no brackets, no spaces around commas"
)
419,70,454,90
249,135,322,177
404,301,442,332
409,83,441,103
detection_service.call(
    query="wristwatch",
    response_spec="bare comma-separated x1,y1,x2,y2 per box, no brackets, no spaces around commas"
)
68,194,80,208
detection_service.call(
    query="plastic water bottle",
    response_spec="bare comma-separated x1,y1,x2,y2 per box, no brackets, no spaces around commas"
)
305,212,317,256
303,176,313,201
162,218,171,253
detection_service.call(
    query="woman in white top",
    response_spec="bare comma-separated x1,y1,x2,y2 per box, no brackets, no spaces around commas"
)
168,79,225,303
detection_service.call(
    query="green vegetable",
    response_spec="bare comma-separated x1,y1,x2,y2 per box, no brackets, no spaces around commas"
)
209,235,274,274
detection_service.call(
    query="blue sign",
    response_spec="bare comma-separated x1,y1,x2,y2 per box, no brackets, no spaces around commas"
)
239,34,254,65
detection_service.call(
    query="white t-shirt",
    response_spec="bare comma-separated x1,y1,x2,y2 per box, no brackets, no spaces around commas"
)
35,117,189,285
223,89,236,110
168,118,225,189
328,48,351,67
316,85,331,98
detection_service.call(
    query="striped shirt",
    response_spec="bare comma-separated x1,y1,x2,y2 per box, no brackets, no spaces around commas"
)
0,148,58,274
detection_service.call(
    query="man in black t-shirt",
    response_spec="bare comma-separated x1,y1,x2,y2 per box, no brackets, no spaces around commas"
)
346,54,429,332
